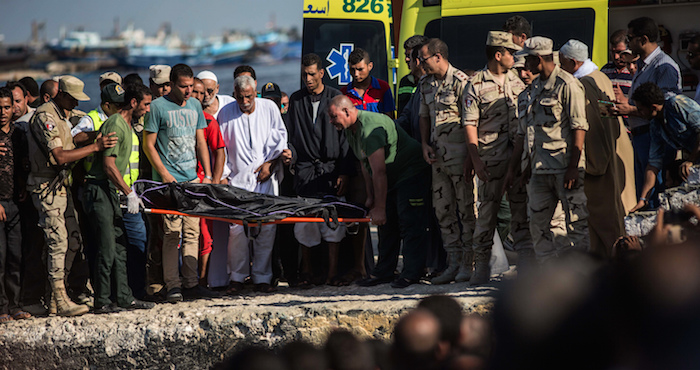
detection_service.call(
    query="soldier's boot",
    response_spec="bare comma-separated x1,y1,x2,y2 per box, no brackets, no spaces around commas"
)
48,292,57,316
51,280,89,317
469,252,492,286
516,248,537,275
431,251,462,285
455,249,474,283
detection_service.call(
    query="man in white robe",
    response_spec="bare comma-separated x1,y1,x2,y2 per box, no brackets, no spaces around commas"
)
217,75,290,293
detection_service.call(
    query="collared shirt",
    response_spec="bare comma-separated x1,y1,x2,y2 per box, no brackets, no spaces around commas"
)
27,100,76,184
72,106,107,136
464,68,526,162
419,63,470,166
517,66,588,174
648,93,700,169
341,76,395,114
600,62,633,97
628,47,682,129
0,124,17,200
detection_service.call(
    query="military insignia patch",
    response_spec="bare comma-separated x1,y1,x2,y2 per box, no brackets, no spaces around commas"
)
45,122,55,131
466,98,473,108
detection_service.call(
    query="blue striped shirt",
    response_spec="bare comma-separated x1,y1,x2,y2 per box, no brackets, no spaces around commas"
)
648,93,700,169
628,47,682,129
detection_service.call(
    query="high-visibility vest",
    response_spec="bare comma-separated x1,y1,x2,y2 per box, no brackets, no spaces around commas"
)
123,130,140,187
82,110,104,172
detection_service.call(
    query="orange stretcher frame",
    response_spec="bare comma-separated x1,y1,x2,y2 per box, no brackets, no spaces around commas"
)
143,208,371,226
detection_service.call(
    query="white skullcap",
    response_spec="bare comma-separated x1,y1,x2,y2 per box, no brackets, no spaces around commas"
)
559,39,588,62
196,70,218,83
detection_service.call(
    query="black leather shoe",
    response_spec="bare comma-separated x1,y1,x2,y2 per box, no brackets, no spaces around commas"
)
357,275,395,287
391,278,418,289
124,300,155,310
93,304,126,314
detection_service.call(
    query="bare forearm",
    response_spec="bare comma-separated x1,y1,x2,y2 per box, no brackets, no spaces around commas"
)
568,129,586,170
465,125,481,161
196,142,212,178
371,169,388,210
52,143,100,165
104,158,131,194
361,165,373,199
143,139,171,180
213,148,225,183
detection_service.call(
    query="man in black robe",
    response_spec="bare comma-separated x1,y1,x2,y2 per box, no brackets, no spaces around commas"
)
286,53,357,286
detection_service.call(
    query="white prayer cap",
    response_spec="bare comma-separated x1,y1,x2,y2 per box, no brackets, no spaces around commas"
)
559,39,588,62
197,70,218,83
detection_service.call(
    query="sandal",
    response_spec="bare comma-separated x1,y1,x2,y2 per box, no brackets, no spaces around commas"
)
0,314,12,323
226,281,245,295
11,311,31,320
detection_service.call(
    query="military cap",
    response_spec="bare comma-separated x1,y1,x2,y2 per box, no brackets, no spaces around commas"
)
486,31,522,51
58,75,90,101
149,65,171,85
100,83,125,104
517,36,554,56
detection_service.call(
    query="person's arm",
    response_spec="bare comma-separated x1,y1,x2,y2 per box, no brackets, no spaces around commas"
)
104,155,131,194
73,131,99,147
366,147,387,225
361,162,374,209
212,147,225,184
50,132,117,165
564,129,586,189
418,88,436,164
504,136,525,193
465,126,488,181
195,128,212,183
143,131,175,183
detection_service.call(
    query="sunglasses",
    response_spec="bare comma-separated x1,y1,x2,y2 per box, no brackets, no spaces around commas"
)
625,34,641,43
418,53,437,63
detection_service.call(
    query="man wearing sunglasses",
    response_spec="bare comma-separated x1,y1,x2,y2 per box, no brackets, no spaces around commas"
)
687,35,700,104
418,38,475,285
612,17,682,209
197,70,235,120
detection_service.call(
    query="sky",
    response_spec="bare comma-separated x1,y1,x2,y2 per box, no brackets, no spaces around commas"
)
1,0,304,44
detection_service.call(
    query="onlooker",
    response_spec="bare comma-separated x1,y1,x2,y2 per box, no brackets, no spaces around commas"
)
687,35,700,104
191,76,227,287
39,79,58,104
341,48,395,118
631,82,700,211
81,83,154,313
612,17,682,209
217,75,290,294
122,73,144,87
464,31,533,282
601,30,634,99
280,92,289,115
398,35,429,114
559,39,631,257
143,64,216,302
28,76,117,316
418,38,475,285
502,15,531,48
18,77,40,109
98,72,122,89
392,309,445,370
508,37,590,261
197,71,235,119
0,87,29,322
396,45,427,141
287,53,354,286
148,64,171,98
330,95,430,288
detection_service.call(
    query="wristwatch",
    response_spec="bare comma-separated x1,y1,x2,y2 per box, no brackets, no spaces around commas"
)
205,175,213,180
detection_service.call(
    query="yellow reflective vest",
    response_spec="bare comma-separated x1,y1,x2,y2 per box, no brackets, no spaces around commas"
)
84,109,140,187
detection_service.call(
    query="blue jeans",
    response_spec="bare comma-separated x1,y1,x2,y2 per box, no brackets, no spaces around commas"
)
123,211,147,299
632,131,665,209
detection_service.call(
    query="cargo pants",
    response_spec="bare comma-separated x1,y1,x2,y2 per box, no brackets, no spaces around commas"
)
473,160,532,258
432,161,475,258
527,171,590,260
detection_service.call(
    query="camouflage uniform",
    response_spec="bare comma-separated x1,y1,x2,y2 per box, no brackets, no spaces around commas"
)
517,65,590,260
419,64,475,263
26,101,84,284
464,68,532,261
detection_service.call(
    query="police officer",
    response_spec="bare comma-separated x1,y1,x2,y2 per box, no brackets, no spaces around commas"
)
418,38,475,284
27,76,117,316
507,37,590,261
463,31,533,284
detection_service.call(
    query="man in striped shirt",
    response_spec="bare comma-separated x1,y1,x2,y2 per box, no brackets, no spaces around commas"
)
601,30,633,99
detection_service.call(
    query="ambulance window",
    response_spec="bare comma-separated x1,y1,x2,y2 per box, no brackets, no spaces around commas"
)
433,9,596,72
302,19,389,90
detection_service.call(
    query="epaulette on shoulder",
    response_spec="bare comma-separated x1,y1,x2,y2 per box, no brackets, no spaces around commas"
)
454,70,469,82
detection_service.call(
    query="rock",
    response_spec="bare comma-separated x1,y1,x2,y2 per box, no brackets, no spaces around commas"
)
0,282,497,369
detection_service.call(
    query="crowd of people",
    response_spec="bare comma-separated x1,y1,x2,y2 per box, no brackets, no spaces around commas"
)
1,13,700,327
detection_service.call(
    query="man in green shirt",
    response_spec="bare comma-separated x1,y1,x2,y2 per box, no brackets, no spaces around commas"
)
82,83,155,313
328,95,430,288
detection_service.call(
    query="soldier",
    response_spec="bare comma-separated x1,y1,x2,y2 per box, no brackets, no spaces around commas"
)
27,76,117,316
418,38,475,284
463,31,533,284
506,37,590,261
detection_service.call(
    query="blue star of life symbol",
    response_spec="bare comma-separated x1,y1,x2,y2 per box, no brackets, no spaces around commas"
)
326,43,354,85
